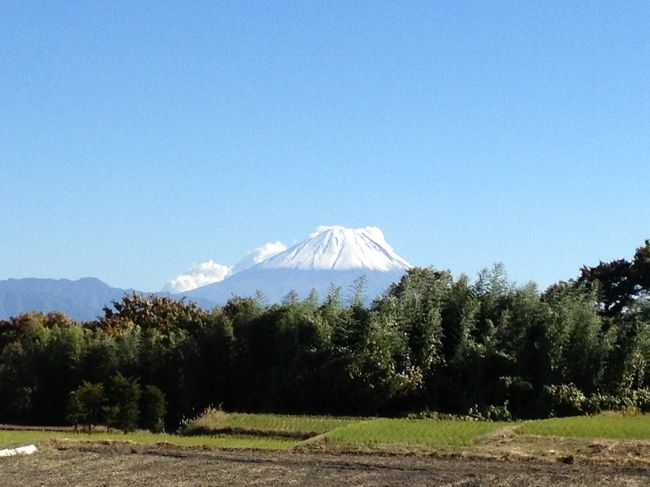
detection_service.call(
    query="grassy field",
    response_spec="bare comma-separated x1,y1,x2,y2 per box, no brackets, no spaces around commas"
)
4,412,650,454
185,408,354,438
5,413,650,486
517,413,650,440
185,409,507,447
326,418,508,447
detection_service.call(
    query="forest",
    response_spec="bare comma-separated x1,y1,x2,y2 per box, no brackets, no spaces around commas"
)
0,240,648,431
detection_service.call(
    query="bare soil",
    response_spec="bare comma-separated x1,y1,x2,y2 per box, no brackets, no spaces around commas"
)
2,440,650,487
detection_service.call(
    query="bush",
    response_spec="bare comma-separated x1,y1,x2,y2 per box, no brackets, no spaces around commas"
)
583,390,649,415
466,402,512,421
631,389,650,413
544,384,586,417
483,402,513,421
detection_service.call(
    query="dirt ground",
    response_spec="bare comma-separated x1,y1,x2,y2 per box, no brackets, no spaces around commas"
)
2,442,650,487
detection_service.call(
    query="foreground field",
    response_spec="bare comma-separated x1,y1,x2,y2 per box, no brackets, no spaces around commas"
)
4,413,650,450
3,413,650,486
2,441,650,487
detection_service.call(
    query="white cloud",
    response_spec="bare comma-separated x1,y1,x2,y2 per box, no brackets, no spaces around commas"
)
163,260,233,293
163,241,287,293
232,241,287,274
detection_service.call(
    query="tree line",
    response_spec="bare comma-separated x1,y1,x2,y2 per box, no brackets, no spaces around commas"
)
0,240,648,429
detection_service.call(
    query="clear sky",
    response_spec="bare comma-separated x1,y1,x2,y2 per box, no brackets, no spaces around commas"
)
1,1,648,292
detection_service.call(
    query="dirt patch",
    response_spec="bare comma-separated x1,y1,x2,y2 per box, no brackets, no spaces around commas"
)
1,441,649,486
295,426,650,470
470,425,650,467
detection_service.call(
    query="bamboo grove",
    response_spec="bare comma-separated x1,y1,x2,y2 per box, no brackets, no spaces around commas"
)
0,240,648,430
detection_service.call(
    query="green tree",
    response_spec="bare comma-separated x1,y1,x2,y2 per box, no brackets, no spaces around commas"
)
103,293,210,334
67,381,105,431
140,384,167,432
632,240,650,289
552,289,610,393
579,240,650,318
81,329,118,384
474,262,514,344
106,373,141,432
0,341,35,422
440,274,479,362
35,323,84,424
387,268,448,374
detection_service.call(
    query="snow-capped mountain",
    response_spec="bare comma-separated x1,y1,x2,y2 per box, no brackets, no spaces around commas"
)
181,226,410,304
259,226,411,271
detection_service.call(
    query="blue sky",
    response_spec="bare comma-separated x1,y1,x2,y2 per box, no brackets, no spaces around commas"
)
1,1,648,292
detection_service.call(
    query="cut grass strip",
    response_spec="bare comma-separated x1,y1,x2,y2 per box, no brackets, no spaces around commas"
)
0,429,297,450
517,413,650,440
327,418,508,448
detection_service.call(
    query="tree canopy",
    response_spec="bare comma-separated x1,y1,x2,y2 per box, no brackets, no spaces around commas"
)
1,240,649,427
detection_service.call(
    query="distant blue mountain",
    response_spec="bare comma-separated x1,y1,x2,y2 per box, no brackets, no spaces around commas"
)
0,277,221,321
0,277,132,322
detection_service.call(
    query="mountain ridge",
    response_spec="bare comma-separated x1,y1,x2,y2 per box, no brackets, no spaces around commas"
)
0,277,133,321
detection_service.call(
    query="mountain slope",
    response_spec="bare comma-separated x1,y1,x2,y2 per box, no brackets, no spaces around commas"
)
260,225,411,271
182,226,410,305
0,277,131,321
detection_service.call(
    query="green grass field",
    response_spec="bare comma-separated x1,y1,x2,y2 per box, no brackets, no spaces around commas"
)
185,409,354,437
186,410,506,447
326,418,508,447
4,412,650,453
517,413,650,440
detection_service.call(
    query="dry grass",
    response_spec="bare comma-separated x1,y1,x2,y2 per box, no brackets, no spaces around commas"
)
0,429,297,450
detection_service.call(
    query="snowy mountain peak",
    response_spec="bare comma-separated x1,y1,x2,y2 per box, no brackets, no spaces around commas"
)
259,225,412,272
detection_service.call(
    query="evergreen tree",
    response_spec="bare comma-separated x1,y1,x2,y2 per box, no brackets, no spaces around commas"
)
106,373,141,432
67,381,105,431
140,385,167,432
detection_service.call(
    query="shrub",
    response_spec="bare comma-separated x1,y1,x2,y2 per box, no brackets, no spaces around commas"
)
632,388,650,413
583,390,648,415
483,402,513,421
544,383,586,417
466,402,512,421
